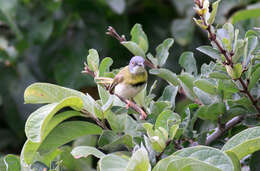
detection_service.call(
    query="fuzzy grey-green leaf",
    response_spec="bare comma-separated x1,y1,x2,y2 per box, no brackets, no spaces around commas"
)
130,24,149,53
156,38,174,66
71,146,105,159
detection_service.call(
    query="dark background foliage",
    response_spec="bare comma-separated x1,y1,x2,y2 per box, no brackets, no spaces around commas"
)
0,0,259,155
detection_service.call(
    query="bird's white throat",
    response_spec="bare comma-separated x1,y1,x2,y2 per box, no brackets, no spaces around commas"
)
130,66,145,74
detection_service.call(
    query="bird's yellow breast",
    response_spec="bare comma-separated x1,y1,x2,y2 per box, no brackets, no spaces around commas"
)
122,66,148,85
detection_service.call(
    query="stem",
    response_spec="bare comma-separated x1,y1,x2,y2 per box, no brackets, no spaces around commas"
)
81,109,109,130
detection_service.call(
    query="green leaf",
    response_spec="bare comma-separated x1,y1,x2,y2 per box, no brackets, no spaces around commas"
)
0,0,22,40
98,130,134,151
4,155,20,171
24,83,96,114
178,73,196,100
225,63,242,79
222,106,247,123
34,148,62,167
98,130,118,146
248,67,260,90
197,102,226,121
158,85,178,109
105,0,126,14
59,146,92,171
171,18,194,46
223,23,234,52
87,49,99,72
249,63,260,78
197,46,222,61
100,134,134,151
149,68,179,86
155,110,180,131
25,96,83,142
126,146,151,171
179,52,197,76
102,95,114,112
209,72,230,79
147,53,158,66
0,157,6,171
106,111,125,132
156,38,174,67
94,102,104,119
233,39,244,64
218,80,239,93
98,154,129,171
222,126,260,160
153,155,220,171
193,18,208,30
230,8,260,24
124,115,142,137
181,104,199,137
167,158,221,171
152,152,176,171
21,111,81,165
169,124,179,140
121,41,146,58
174,146,234,171
38,121,102,154
143,123,167,153
243,36,258,66
134,85,147,107
200,62,215,76
54,53,96,89
208,0,220,24
71,146,105,159
249,150,260,171
193,87,215,105
31,161,49,171
98,85,110,105
99,57,113,77
30,18,53,44
194,79,217,95
225,151,241,171
130,24,149,53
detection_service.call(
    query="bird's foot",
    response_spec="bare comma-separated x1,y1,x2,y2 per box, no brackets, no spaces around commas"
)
139,110,147,120
126,100,133,110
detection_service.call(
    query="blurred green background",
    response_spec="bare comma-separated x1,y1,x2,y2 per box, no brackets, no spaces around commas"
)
0,0,259,155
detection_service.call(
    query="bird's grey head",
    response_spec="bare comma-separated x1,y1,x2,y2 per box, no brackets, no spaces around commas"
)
129,56,145,74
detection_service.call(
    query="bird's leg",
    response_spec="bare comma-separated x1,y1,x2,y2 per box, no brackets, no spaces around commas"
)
126,98,134,110
125,99,147,120
139,109,147,120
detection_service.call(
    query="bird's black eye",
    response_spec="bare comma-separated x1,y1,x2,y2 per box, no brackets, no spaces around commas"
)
131,61,135,65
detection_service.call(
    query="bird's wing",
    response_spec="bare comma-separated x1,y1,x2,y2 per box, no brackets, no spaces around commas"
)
109,67,127,92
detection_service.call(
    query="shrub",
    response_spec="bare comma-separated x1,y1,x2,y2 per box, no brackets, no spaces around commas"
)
1,0,260,170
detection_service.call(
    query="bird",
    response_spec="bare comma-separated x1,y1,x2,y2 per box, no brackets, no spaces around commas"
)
96,56,148,119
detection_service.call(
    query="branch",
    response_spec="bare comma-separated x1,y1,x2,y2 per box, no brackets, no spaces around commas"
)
106,26,158,69
205,115,244,145
82,63,147,120
106,26,126,42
